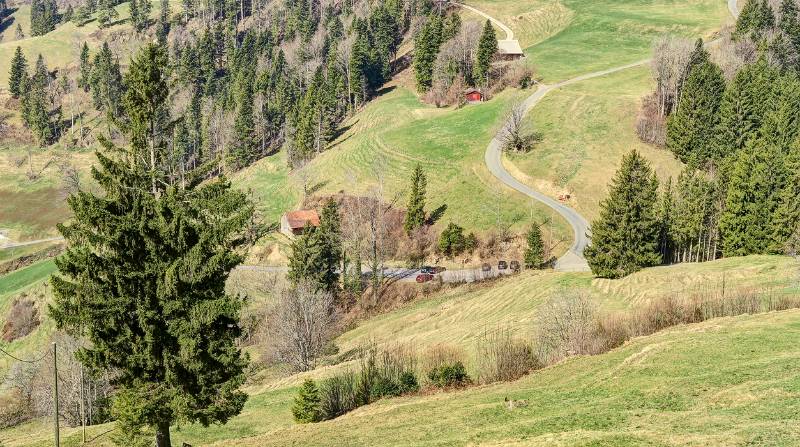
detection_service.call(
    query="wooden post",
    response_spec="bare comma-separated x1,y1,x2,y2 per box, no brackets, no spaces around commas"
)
80,365,86,444
53,342,59,447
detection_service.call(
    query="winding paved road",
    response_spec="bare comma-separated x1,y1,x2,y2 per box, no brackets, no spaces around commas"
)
464,0,739,272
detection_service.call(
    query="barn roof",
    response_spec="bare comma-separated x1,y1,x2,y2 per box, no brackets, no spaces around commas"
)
284,210,320,229
498,39,524,55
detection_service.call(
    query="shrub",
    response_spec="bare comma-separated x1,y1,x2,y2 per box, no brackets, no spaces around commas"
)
476,329,537,384
319,372,357,420
427,361,470,388
635,93,666,147
292,379,322,423
438,223,467,256
317,346,419,421
1,298,39,342
534,292,600,364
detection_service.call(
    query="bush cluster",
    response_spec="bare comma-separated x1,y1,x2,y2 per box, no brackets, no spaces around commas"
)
426,361,470,388
293,346,420,423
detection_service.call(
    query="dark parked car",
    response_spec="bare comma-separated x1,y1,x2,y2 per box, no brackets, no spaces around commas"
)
481,263,491,272
509,260,520,271
416,273,435,283
498,260,508,270
420,266,437,274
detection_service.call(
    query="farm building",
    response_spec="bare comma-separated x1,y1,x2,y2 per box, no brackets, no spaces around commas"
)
497,39,525,61
280,210,320,237
465,88,484,103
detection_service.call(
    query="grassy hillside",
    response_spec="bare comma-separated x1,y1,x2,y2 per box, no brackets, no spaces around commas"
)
4,256,799,446
465,0,730,81
506,66,683,221
234,308,800,447
0,259,56,375
235,80,572,239
2,255,797,446
0,1,169,87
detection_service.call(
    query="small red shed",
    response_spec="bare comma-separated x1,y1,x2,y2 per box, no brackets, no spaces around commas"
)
465,88,484,104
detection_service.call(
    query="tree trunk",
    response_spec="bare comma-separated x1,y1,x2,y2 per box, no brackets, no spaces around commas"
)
155,421,171,447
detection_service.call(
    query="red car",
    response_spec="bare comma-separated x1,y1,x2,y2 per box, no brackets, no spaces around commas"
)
416,273,435,283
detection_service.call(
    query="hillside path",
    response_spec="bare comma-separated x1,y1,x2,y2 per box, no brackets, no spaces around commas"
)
451,2,514,40
462,0,739,272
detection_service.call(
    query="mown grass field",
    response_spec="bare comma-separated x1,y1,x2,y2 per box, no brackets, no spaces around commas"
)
235,80,573,240
507,66,683,221
0,259,56,376
2,255,798,446
468,0,731,81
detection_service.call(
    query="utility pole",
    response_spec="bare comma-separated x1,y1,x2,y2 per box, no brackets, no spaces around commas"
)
53,342,60,447
80,365,86,444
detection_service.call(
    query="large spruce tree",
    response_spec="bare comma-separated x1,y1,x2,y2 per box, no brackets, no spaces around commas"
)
474,19,498,87
413,14,443,92
666,54,726,166
24,54,54,146
714,57,774,158
523,223,545,269
771,140,800,253
404,163,427,234
758,74,800,151
49,44,253,447
584,150,662,278
719,138,786,256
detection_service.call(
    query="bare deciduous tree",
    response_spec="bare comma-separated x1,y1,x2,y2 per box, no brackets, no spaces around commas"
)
534,291,599,364
651,35,693,118
499,103,537,152
267,281,335,372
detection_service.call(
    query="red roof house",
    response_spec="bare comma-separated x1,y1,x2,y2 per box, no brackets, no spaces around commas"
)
280,210,321,237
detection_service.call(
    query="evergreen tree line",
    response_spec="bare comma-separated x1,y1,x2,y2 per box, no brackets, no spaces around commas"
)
413,9,498,93
588,40,800,278
29,0,58,35
71,0,427,171
735,0,800,70
8,48,63,147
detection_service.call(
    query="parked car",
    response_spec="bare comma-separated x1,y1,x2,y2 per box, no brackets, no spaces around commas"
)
481,263,491,272
509,260,520,271
498,260,508,270
416,273,435,283
420,266,437,274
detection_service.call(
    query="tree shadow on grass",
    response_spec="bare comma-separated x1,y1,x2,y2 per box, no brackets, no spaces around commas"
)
306,180,328,197
326,120,357,151
375,85,396,97
426,204,448,226
0,16,16,36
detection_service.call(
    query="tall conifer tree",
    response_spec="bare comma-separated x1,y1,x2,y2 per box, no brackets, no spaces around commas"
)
404,163,427,234
49,44,253,447
8,47,28,98
474,19,498,87
720,139,786,256
584,150,662,278
771,140,800,253
523,223,545,269
413,14,443,92
666,57,725,165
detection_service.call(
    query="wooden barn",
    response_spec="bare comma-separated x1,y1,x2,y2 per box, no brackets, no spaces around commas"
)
280,210,320,237
497,39,525,61
465,88,484,103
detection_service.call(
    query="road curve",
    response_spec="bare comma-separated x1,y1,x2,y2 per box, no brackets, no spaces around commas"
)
451,2,514,41
476,0,738,272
